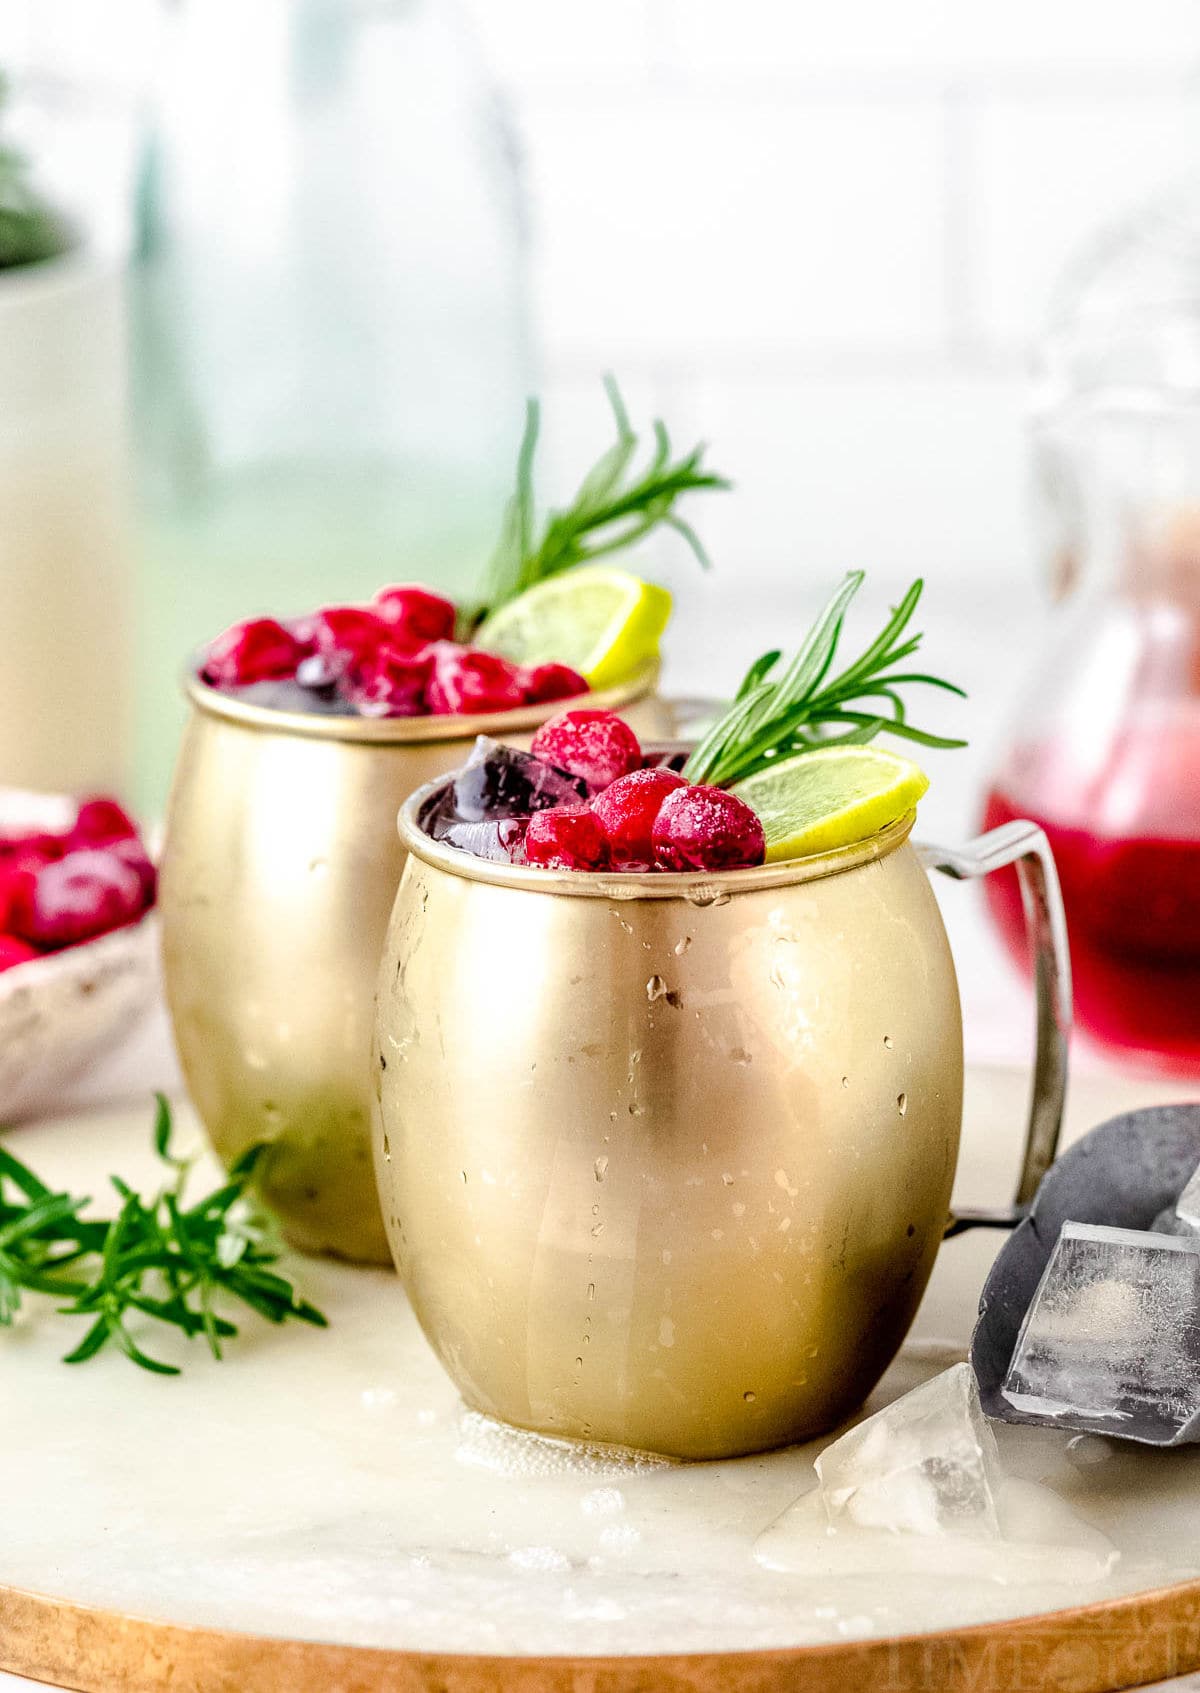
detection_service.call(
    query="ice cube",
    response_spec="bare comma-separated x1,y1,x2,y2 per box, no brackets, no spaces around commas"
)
1177,1162,1200,1233
450,737,587,822
1003,1221,1200,1438
815,1363,1001,1538
428,816,528,863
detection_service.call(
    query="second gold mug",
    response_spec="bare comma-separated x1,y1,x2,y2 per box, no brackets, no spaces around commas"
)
374,787,1070,1459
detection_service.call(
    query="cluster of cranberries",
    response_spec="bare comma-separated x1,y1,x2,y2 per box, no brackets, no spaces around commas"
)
439,710,766,874
0,800,156,975
201,584,588,719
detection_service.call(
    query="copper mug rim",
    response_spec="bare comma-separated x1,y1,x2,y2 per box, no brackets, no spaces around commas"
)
182,658,660,746
397,769,917,898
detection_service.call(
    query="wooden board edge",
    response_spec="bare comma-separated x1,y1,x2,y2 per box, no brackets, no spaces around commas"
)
3,1576,1200,1693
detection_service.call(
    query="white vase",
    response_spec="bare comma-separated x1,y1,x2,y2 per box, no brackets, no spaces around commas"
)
0,251,133,798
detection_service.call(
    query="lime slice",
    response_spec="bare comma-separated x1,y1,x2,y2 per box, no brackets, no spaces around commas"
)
476,566,672,691
731,746,929,862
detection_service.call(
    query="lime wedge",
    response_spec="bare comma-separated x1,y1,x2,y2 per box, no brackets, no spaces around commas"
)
731,746,929,862
476,566,672,691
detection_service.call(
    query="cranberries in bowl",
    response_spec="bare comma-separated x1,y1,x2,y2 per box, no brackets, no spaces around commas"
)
0,791,158,1122
196,583,589,720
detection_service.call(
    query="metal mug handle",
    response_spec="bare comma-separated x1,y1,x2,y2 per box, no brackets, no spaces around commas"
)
917,821,1073,1234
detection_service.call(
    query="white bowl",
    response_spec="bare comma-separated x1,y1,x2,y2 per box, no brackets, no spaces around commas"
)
0,790,159,1124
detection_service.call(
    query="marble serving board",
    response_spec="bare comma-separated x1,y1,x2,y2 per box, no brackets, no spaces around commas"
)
2,1066,1199,1689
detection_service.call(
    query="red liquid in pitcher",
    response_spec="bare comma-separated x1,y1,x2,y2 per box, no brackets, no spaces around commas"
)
982,707,1200,1070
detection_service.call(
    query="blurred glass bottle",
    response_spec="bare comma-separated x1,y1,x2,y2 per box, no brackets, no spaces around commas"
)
982,186,1200,1074
130,0,530,809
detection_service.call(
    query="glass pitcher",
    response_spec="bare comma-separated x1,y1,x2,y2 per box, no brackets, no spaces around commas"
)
982,186,1200,1074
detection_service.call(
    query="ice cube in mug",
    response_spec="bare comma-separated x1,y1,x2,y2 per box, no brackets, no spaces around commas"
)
451,737,587,822
1003,1221,1200,1438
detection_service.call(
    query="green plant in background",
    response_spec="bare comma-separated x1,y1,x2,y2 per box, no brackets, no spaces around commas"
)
479,375,730,621
0,71,71,272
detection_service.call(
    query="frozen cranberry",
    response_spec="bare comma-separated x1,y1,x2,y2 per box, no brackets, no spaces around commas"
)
591,768,687,865
307,605,392,660
339,644,433,717
0,936,38,972
109,838,158,905
651,785,766,872
530,710,642,793
524,805,609,871
201,618,311,688
0,829,67,864
374,584,457,645
521,661,589,705
69,798,139,849
425,643,527,716
8,848,150,949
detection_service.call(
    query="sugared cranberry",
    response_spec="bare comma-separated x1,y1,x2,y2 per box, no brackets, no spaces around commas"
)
0,936,39,973
307,605,392,660
530,710,642,793
521,661,589,705
374,584,457,645
651,785,766,872
8,848,151,949
0,829,67,864
201,618,311,688
591,767,687,865
425,643,528,716
69,798,139,849
109,838,158,905
339,644,433,718
524,805,609,871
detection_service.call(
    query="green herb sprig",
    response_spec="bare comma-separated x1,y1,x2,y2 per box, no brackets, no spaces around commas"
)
0,1096,326,1375
685,571,966,787
481,375,729,617
0,73,71,272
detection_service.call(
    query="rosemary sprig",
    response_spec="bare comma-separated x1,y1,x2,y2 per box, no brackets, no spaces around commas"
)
480,375,729,616
0,1095,326,1374
685,572,967,787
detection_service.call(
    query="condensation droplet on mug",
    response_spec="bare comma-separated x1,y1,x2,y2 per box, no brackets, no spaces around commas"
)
884,1034,894,1050
722,1172,734,1186
729,1047,752,1066
897,1092,908,1116
307,856,328,877
459,1170,468,1185
647,975,668,1002
575,1357,584,1370
743,1390,757,1404
841,1075,849,1089
382,1134,391,1162
594,1155,609,1181
591,1202,600,1216
628,1101,644,1118
587,1282,596,1301
673,934,692,956
591,1221,605,1239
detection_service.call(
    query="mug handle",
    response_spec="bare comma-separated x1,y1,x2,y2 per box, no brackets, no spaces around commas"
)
917,821,1073,1235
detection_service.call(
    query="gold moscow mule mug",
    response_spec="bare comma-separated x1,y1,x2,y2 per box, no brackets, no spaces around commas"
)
159,664,669,1263
374,781,1070,1460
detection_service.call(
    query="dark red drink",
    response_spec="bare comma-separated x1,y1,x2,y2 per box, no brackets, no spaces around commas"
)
981,710,1200,1072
